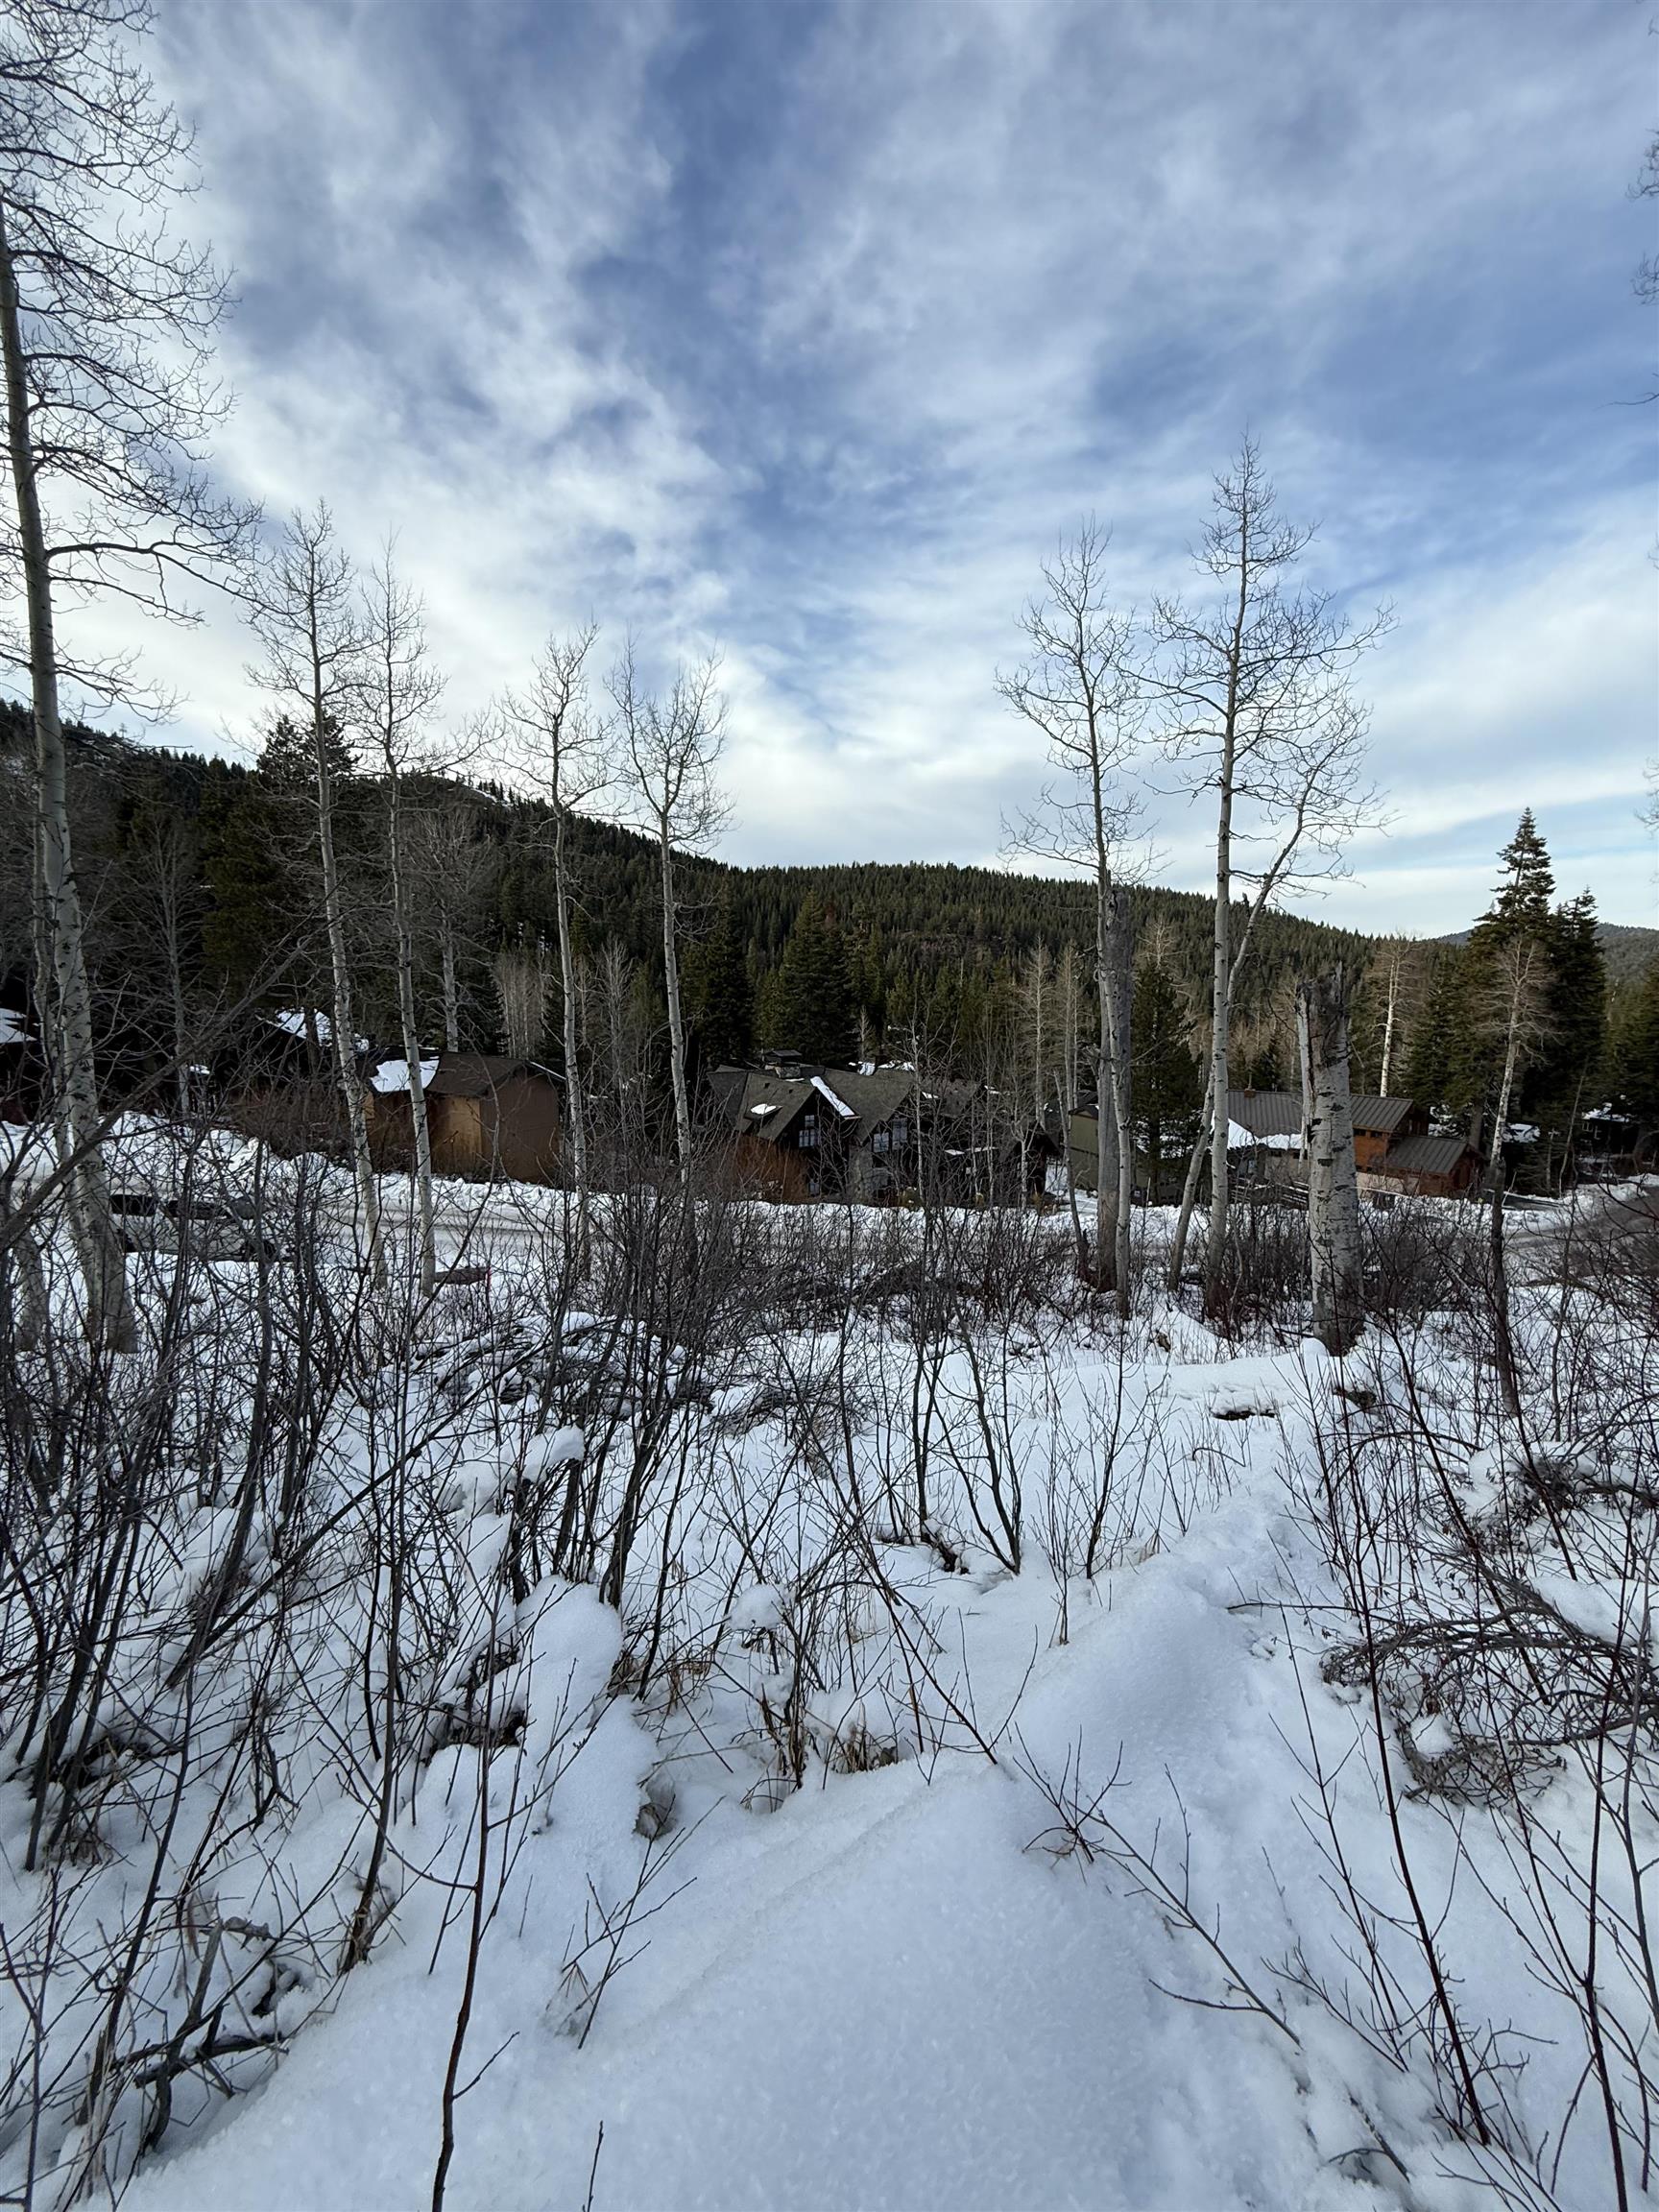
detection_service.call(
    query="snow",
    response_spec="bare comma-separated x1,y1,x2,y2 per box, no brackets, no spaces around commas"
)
808,1074,857,1118
370,1053,439,1094
270,1008,370,1053
6,1164,1648,2212
0,1007,24,1046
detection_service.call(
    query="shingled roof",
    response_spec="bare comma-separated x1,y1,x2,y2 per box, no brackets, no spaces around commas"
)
1379,1134,1473,1179
1226,1089,1418,1141
370,1052,560,1100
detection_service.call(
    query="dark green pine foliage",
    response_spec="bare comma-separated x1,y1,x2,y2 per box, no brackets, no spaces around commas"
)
1404,943,1475,1120
1133,960,1204,1195
765,895,858,1066
1611,961,1659,1136
685,894,755,1070
1532,890,1606,1119
200,763,309,998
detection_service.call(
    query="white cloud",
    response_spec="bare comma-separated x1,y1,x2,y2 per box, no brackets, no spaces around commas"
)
23,0,1648,936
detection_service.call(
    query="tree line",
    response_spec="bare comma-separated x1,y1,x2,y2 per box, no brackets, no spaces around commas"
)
0,0,1646,1348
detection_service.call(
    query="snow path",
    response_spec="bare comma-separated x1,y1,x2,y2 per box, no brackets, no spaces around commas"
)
128,1446,1370,2212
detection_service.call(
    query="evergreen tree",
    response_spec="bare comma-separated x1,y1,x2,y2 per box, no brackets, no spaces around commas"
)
1404,944,1473,1120
1611,959,1659,1139
1133,960,1203,1195
1528,887,1606,1140
1483,807,1555,939
686,894,755,1070
764,896,858,1066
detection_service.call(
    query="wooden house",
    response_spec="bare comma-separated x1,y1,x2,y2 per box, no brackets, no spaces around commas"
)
365,1053,563,1184
707,1065,1053,1207
1225,1089,1480,1199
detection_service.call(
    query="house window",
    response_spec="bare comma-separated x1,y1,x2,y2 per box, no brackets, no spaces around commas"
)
798,1110,819,1149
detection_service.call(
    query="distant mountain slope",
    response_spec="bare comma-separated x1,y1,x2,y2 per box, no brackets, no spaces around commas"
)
1440,920,1657,983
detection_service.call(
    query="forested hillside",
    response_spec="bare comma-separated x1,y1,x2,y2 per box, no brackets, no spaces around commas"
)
2,705,1646,1166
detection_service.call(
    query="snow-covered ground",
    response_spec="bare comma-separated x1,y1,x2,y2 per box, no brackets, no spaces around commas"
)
2,1125,1653,2211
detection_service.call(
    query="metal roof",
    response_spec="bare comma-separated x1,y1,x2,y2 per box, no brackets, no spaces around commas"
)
1226,1088,1418,1140
1376,1134,1472,1179
421,1054,559,1099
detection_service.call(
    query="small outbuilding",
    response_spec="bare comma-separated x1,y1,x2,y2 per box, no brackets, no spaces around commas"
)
365,1053,563,1184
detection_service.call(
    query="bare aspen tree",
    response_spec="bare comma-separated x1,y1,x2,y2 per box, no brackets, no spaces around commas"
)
358,550,445,1296
610,644,730,1177
1000,523,1142,1306
412,797,495,1052
493,939,550,1059
1055,940,1082,1111
1481,934,1553,1417
502,624,610,1244
0,0,253,1345
1378,940,1403,1096
250,507,381,1271
1298,966,1362,1355
1153,442,1385,1319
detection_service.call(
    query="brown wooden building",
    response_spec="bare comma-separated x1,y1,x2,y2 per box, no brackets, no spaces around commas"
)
1226,1089,1480,1199
365,1054,563,1184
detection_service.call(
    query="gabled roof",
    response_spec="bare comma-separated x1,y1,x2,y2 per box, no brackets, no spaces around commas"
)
368,1052,561,1100
1380,1134,1475,1179
707,1068,816,1144
1226,1088,1419,1141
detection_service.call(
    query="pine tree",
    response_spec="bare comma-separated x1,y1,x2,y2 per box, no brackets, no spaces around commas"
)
1133,960,1203,1196
1484,808,1555,938
1611,960,1659,1138
1404,944,1473,1120
1529,888,1606,1131
765,896,857,1066
686,893,755,1070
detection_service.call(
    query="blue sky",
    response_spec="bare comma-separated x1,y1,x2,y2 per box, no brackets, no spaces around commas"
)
108,0,1658,930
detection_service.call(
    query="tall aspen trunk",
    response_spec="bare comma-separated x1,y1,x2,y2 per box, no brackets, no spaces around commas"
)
1201,757,1235,1319
1094,884,1118,1289
439,910,460,1053
1379,947,1400,1097
1105,886,1135,1315
1201,499,1250,1324
658,824,692,1176
1166,1067,1212,1291
309,681,380,1275
0,205,134,1350
552,809,589,1253
1300,966,1362,1356
1487,977,1527,1421
386,770,435,1296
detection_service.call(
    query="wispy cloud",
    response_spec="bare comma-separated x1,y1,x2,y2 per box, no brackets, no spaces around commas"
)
60,0,1652,931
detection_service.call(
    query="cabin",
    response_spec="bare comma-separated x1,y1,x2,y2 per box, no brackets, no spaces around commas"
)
365,1053,563,1184
0,998,43,1124
1225,1089,1481,1199
707,1066,1054,1207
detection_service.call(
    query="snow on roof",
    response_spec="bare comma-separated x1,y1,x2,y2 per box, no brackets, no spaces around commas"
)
750,1101,776,1118
0,1007,26,1046
270,1008,371,1054
1226,1119,1258,1150
809,1074,857,1119
370,1055,439,1094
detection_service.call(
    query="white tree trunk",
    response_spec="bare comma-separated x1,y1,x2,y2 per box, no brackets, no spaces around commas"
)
311,698,381,1276
659,825,693,1175
1106,887,1135,1314
386,770,435,1296
552,810,589,1254
1300,967,1362,1357
1379,947,1400,1097
1202,762,1235,1316
440,910,461,1054
0,207,134,1350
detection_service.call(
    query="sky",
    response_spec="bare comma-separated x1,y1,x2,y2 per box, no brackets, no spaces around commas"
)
66,0,1659,931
